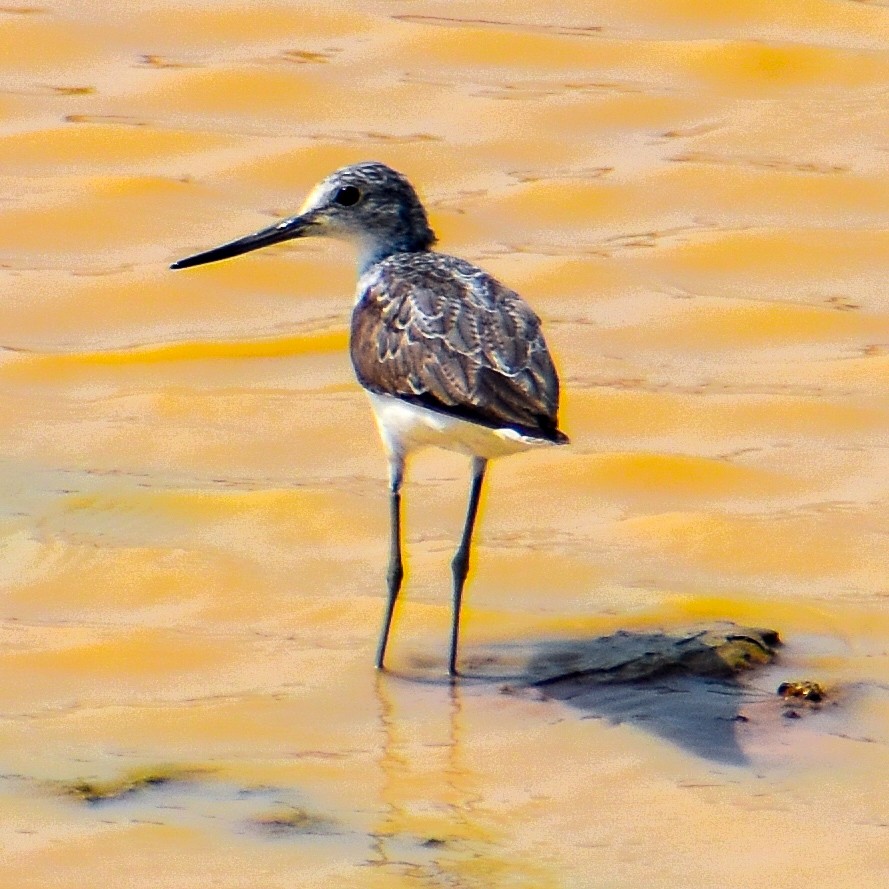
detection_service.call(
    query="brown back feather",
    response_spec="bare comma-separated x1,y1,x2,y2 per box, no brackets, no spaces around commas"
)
350,252,567,442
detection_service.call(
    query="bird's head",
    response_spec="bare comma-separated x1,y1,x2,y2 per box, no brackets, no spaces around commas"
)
171,162,436,272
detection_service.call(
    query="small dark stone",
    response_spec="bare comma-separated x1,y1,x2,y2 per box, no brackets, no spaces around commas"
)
777,681,825,703
250,806,331,836
783,709,801,719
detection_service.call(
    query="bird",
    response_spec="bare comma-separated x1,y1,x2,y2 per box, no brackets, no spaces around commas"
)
171,162,568,677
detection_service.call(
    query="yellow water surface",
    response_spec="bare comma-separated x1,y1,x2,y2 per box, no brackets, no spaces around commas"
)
1,2,888,887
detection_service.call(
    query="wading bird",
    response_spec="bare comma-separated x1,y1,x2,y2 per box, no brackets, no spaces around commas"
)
171,162,568,676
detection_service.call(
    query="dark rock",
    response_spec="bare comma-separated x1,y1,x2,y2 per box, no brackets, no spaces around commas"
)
777,680,825,703
525,624,780,686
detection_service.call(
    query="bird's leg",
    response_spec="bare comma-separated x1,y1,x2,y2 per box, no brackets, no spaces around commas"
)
376,454,405,670
448,456,488,678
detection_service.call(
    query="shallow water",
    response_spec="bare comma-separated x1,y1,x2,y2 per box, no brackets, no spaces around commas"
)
1,2,889,886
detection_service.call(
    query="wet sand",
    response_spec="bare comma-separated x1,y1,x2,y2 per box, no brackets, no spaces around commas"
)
1,2,889,887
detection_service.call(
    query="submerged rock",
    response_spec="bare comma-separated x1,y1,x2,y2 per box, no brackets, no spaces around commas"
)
250,805,333,836
524,623,780,686
61,765,201,804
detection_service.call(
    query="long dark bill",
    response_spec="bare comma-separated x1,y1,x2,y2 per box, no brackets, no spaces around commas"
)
170,213,315,270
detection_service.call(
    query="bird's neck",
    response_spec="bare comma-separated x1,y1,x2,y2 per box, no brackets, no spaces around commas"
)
356,228,436,275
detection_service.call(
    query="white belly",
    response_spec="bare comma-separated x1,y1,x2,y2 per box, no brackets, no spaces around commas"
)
367,392,558,460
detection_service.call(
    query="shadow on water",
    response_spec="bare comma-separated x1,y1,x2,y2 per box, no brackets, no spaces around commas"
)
412,624,781,766
535,670,756,766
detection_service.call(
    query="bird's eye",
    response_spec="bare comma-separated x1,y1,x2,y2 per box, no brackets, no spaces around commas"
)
333,185,361,207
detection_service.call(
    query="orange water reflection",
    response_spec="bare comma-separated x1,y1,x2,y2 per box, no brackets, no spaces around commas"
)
1,2,889,887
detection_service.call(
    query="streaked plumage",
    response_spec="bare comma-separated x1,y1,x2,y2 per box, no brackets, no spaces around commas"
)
171,161,568,677
351,251,566,443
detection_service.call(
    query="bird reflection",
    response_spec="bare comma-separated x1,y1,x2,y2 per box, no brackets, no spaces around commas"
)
366,673,481,881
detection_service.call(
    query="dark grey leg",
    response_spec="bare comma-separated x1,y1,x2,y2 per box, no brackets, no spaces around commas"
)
448,456,487,677
376,455,405,670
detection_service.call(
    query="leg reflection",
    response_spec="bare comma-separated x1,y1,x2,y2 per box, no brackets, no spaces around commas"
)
367,674,474,879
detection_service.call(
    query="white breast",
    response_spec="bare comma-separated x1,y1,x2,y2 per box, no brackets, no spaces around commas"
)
367,392,557,461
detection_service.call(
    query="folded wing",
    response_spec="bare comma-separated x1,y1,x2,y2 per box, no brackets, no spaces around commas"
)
350,254,566,442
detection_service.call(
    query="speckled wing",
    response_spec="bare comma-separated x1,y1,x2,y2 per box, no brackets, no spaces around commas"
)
350,253,567,442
